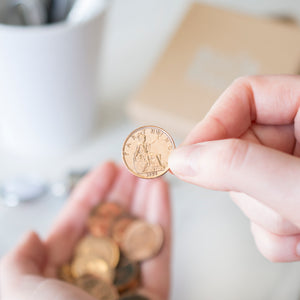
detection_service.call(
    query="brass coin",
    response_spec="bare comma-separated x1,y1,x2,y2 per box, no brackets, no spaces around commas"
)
121,221,164,262
75,235,120,268
76,274,119,300
112,216,135,245
58,263,74,284
114,257,139,293
71,256,114,283
122,126,175,179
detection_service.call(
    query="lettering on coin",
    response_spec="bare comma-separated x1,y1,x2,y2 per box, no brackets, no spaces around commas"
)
122,126,175,179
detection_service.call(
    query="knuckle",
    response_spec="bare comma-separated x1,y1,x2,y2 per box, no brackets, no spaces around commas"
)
219,139,250,172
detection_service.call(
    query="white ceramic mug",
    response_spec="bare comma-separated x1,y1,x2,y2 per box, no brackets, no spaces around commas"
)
0,1,107,157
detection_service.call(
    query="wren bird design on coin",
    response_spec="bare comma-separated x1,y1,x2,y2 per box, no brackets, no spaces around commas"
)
122,126,175,179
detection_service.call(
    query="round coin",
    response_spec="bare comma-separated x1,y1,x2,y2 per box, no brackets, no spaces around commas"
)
114,257,139,293
87,215,115,238
112,216,135,245
122,126,175,179
94,202,125,219
76,274,119,300
75,235,120,268
58,263,74,284
71,256,114,283
121,221,164,262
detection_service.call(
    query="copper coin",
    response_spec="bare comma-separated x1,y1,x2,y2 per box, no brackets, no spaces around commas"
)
58,263,74,284
71,256,114,283
121,221,164,261
76,274,119,300
122,126,175,179
88,215,115,238
112,216,135,245
75,235,120,268
93,202,125,219
114,257,140,293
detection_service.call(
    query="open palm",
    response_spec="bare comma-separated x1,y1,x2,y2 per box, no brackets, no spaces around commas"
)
0,161,171,300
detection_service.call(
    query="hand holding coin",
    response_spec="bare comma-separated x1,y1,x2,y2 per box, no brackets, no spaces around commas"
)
0,162,171,300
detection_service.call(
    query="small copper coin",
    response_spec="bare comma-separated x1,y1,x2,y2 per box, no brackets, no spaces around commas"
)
71,256,114,283
76,274,119,300
93,203,125,219
112,216,135,245
58,263,74,284
122,126,175,179
114,257,139,293
88,215,115,238
121,220,164,261
75,235,120,268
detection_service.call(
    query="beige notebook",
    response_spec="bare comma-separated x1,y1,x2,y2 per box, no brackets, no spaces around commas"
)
127,2,300,139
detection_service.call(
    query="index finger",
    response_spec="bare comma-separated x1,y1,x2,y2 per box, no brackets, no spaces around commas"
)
184,75,300,145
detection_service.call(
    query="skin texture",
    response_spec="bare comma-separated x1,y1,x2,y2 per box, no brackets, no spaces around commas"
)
169,75,300,263
0,162,171,300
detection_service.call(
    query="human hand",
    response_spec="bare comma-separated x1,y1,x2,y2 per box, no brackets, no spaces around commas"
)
169,75,300,262
0,162,171,300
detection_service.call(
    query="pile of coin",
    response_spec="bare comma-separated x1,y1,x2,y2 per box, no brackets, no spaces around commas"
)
58,202,164,300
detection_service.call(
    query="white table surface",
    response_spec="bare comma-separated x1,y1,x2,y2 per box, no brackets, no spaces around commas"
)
1,1,300,299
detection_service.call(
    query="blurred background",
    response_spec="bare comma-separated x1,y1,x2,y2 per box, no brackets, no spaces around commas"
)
1,0,300,299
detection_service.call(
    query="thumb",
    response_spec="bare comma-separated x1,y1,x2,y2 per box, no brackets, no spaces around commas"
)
169,139,300,227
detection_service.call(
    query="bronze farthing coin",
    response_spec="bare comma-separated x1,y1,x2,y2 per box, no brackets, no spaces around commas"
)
76,274,119,300
87,215,115,238
112,216,135,245
71,256,114,283
122,126,175,179
121,221,164,262
93,202,125,219
75,235,120,268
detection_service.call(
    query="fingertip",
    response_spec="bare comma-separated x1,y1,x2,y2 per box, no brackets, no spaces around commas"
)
251,223,300,263
93,160,118,178
106,163,137,208
7,231,46,276
18,231,42,250
145,179,170,226
168,145,199,178
131,179,151,217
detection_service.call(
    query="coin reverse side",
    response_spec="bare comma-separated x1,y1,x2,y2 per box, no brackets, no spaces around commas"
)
122,126,175,179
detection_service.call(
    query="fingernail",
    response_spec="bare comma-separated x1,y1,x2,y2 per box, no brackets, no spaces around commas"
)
168,143,207,177
296,242,300,257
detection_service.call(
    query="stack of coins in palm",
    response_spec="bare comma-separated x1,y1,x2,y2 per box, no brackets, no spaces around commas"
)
58,202,164,300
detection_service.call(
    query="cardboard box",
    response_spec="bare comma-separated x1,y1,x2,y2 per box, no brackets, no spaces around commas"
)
127,2,300,138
